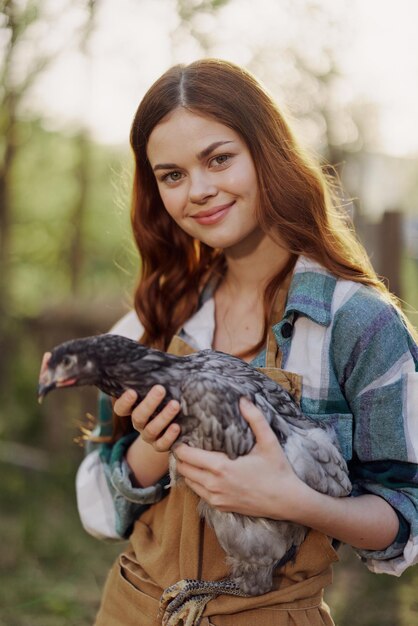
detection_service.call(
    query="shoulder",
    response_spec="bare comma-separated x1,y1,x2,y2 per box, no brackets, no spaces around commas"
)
289,257,409,336
109,310,144,341
329,280,417,388
331,279,412,345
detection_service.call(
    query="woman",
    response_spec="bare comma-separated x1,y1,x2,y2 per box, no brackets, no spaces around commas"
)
76,59,418,626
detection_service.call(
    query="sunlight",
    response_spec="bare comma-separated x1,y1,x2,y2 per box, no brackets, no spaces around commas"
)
16,0,418,156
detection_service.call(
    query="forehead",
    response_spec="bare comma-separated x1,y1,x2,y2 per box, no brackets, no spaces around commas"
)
147,108,242,163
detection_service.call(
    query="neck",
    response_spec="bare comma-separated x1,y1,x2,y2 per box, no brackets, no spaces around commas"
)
222,231,292,297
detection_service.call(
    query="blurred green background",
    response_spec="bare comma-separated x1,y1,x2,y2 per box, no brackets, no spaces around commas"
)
1,1,417,625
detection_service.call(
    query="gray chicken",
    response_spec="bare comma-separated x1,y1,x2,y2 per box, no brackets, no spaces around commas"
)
38,333,351,625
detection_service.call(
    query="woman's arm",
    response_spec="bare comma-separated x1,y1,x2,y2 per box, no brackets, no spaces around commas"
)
75,311,183,540
76,383,181,540
175,397,399,552
76,391,173,540
115,386,181,488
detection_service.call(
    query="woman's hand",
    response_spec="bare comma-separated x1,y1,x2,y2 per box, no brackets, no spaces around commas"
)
115,386,182,488
175,398,400,551
174,397,304,520
114,385,181,452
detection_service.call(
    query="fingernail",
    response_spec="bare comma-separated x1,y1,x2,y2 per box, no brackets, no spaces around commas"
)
154,385,165,398
240,397,251,407
127,389,137,400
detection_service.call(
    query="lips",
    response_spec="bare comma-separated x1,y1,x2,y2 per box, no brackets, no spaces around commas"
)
190,201,235,225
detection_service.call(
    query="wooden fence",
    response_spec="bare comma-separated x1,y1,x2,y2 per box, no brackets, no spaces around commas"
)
354,210,404,298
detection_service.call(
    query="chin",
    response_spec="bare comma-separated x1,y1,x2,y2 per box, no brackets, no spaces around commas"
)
208,229,263,252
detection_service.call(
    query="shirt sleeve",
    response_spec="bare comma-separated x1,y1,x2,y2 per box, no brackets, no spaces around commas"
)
75,311,171,540
76,392,171,540
332,287,418,575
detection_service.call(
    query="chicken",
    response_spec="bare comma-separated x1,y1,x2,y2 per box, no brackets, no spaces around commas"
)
38,333,351,625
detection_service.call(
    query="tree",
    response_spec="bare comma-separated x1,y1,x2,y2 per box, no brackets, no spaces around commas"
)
0,0,50,315
68,0,97,295
0,0,53,391
171,0,231,55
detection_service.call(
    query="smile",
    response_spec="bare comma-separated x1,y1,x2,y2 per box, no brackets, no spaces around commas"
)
190,201,235,225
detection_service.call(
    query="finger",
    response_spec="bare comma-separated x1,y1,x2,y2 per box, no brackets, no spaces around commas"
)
113,389,138,417
130,385,166,428
141,399,180,442
153,423,181,452
181,475,226,510
183,477,211,502
176,458,212,484
175,444,228,473
239,397,278,447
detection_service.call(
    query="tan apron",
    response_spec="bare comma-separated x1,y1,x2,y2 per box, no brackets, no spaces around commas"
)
95,288,338,626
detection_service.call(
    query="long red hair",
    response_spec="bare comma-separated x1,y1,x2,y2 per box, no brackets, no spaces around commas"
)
129,58,415,351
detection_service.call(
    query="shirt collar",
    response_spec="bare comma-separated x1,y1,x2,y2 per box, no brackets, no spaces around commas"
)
180,255,337,349
283,256,336,326
181,297,215,350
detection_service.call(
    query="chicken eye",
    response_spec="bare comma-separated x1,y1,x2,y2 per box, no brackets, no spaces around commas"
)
62,355,74,368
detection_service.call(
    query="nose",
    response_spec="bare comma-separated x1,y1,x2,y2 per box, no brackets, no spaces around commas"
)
189,172,217,205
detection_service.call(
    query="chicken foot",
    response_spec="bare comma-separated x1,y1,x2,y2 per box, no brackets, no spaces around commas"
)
159,577,250,626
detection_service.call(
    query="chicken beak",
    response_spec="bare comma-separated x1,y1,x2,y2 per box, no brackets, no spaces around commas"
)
38,380,57,403
38,352,54,404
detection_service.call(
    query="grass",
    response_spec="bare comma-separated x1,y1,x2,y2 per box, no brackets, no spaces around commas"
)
0,457,123,626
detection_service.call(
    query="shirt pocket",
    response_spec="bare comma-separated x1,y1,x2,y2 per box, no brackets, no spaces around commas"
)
306,412,354,462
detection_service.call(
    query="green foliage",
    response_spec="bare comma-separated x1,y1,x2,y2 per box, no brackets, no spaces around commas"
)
326,545,418,626
1,117,137,447
0,319,43,444
0,461,122,626
402,255,418,331
9,119,136,317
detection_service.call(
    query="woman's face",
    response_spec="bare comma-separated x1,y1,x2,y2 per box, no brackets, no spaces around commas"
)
146,108,261,251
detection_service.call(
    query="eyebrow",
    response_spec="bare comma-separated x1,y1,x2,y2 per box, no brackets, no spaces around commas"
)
152,140,234,171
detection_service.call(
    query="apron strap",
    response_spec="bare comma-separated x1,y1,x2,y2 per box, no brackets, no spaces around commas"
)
265,272,292,369
166,334,197,357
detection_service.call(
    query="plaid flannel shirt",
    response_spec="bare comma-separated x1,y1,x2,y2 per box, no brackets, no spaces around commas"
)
76,256,418,575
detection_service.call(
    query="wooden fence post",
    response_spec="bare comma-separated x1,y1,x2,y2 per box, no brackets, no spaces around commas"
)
378,211,403,299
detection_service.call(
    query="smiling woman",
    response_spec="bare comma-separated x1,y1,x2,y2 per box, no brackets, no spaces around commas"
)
147,109,260,250
71,59,418,626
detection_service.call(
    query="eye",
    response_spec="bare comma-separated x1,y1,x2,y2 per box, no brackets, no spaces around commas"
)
210,154,231,167
161,171,183,184
62,355,75,368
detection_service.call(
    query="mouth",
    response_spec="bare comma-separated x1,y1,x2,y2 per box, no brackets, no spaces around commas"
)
190,201,235,225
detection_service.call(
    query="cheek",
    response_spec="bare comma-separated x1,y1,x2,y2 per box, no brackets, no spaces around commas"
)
228,161,258,198
230,173,258,212
158,187,186,219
